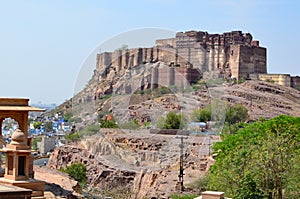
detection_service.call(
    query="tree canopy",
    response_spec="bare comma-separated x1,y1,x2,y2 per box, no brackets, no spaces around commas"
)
208,115,300,199
190,105,211,122
44,121,53,132
190,103,248,131
33,121,42,129
157,111,187,129
62,162,87,187
225,103,249,125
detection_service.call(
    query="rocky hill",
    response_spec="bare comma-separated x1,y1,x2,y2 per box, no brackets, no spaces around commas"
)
45,74,300,198
45,30,300,198
52,78,300,126
48,129,218,198
223,80,300,119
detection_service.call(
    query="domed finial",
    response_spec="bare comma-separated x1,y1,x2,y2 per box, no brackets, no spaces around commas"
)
10,129,27,146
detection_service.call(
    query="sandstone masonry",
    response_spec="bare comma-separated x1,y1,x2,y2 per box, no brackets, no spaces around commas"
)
97,30,267,81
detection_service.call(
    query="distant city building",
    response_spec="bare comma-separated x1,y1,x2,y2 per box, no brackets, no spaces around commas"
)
37,136,56,155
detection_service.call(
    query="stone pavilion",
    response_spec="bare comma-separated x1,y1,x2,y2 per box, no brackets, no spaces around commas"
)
0,98,45,198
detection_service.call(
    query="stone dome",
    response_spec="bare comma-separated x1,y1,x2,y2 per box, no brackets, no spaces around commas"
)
10,129,27,146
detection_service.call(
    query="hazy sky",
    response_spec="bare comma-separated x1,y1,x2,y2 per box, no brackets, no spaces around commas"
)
1,0,299,104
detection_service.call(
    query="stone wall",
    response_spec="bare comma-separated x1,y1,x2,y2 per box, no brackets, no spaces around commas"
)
257,74,291,87
236,45,267,79
291,76,300,89
250,74,300,89
37,136,56,155
155,38,176,47
96,30,267,81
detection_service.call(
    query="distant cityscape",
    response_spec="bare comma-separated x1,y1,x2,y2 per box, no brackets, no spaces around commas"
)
30,102,57,111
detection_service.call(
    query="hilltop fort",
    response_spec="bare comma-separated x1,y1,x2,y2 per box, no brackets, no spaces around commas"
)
88,30,299,101
97,30,266,79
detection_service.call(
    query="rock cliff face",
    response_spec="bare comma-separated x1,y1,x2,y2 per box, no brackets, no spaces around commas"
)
223,80,300,119
48,129,217,198
34,165,81,198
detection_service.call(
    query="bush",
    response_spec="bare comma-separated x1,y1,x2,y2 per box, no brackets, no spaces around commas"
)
157,111,187,129
159,87,172,95
63,112,73,122
33,121,42,129
61,162,87,187
225,104,248,125
99,94,112,100
191,105,211,122
99,118,119,128
237,77,246,84
84,124,100,133
119,119,140,130
65,132,80,141
69,117,82,123
32,137,42,150
98,113,119,129
186,174,209,192
44,121,53,132
235,174,264,199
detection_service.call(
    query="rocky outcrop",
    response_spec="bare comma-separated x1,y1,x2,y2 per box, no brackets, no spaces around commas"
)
223,80,300,119
48,129,217,198
33,166,81,198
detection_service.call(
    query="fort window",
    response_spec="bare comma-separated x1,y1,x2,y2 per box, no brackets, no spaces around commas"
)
231,50,234,56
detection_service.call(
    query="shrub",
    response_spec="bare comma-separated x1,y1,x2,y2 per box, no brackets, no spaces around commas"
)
84,124,100,133
63,112,73,122
191,105,211,122
65,132,80,141
69,117,82,123
33,121,42,129
157,111,187,129
99,118,119,128
32,137,42,150
61,162,87,187
119,119,140,130
225,104,248,125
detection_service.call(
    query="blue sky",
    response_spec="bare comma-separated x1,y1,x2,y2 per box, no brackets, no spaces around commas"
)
0,0,299,104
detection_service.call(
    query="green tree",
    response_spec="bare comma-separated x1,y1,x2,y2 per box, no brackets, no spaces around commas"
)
235,174,265,199
225,104,248,125
98,115,118,128
33,121,42,129
65,132,80,141
31,136,42,150
208,115,300,198
191,105,211,122
61,162,87,187
158,111,187,129
44,121,53,132
63,112,73,122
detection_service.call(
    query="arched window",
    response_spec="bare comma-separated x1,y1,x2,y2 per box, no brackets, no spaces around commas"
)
1,118,19,143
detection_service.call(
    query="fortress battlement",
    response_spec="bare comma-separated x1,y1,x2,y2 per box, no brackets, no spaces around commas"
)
96,30,266,82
